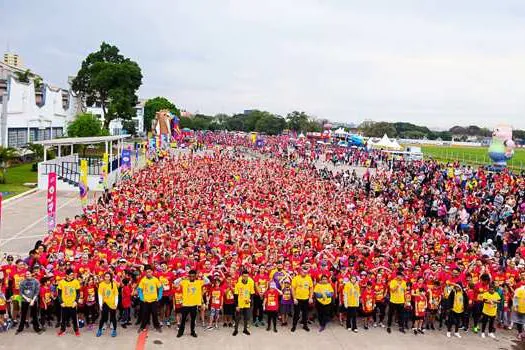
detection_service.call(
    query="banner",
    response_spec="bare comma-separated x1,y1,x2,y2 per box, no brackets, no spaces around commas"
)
121,148,132,171
47,172,57,231
0,193,2,225
98,153,108,190
79,159,88,207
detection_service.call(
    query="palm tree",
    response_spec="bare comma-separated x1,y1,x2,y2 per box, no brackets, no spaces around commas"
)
0,147,18,184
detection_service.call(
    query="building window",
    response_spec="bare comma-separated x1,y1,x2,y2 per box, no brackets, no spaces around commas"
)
52,127,63,138
7,128,28,147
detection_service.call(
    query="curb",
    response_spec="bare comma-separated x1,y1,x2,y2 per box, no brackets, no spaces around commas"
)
3,188,39,204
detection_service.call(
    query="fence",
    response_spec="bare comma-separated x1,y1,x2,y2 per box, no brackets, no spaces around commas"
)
423,150,524,171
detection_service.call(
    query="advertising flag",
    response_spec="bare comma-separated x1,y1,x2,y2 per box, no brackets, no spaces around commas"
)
79,159,88,207
47,172,57,231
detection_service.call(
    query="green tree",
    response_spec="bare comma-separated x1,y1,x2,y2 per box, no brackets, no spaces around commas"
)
122,120,137,135
0,147,18,184
67,113,109,137
255,114,286,135
143,97,180,133
14,69,32,83
26,143,44,161
286,111,309,132
71,42,142,130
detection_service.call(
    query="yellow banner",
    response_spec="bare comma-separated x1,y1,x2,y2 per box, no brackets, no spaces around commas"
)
79,159,88,207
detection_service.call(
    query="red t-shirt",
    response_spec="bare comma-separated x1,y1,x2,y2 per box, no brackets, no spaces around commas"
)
264,289,280,312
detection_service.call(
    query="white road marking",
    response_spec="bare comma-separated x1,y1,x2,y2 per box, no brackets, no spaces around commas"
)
0,196,78,247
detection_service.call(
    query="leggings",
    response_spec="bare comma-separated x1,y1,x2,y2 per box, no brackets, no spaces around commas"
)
316,302,330,327
472,302,483,327
99,303,117,330
374,301,386,323
447,311,462,333
266,311,278,329
387,302,404,329
346,306,358,330
481,314,495,333
85,304,97,325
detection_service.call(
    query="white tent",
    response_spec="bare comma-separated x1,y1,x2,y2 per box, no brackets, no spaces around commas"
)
334,127,347,136
390,139,402,150
374,134,392,148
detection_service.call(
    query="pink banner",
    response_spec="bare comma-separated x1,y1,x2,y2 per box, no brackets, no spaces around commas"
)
47,172,57,231
0,193,3,225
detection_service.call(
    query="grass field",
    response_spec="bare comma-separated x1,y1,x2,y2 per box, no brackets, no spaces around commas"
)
0,163,38,199
417,145,525,170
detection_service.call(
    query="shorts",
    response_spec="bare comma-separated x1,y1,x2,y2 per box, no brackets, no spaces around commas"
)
280,304,292,315
414,316,424,321
161,296,172,306
210,308,221,318
0,310,6,315
223,304,235,316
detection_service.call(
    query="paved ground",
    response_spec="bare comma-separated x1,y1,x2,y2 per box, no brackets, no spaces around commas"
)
0,190,85,255
0,323,522,350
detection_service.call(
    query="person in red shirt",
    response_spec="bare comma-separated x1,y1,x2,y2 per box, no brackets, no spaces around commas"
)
39,277,53,328
263,281,281,332
157,262,175,327
253,266,269,327
361,281,376,329
207,278,223,329
222,276,236,327
413,287,428,335
373,273,387,327
120,278,132,327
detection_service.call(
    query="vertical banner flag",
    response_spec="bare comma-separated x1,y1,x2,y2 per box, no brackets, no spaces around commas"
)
0,192,3,225
79,159,88,207
98,152,108,190
251,132,257,144
121,148,132,170
47,172,57,231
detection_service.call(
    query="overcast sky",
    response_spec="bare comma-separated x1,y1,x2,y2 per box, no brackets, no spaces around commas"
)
1,0,524,129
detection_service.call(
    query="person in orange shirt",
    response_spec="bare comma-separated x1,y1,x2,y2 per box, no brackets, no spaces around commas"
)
373,274,387,327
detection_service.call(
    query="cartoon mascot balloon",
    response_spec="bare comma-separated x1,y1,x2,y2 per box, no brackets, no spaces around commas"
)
488,123,515,167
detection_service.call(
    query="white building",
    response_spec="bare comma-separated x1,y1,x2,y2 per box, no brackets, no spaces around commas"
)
0,61,80,148
0,61,145,148
86,98,145,136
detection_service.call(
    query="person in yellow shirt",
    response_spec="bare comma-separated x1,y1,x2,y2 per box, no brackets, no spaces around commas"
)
386,271,407,334
232,270,255,336
512,284,525,340
343,275,360,332
480,283,501,339
314,275,334,332
96,272,119,338
291,265,313,332
446,283,468,338
137,265,162,333
57,269,81,336
174,270,210,338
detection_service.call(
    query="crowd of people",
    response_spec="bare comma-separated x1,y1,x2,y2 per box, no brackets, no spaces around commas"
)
1,132,525,344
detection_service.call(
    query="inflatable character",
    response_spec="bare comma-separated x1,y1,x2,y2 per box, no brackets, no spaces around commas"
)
488,123,515,166
151,109,172,148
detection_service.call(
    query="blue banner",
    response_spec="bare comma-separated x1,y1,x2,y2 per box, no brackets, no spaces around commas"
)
121,149,132,171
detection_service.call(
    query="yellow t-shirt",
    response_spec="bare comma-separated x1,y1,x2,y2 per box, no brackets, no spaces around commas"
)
389,279,406,304
180,279,204,307
58,279,80,307
292,275,313,300
514,287,525,314
234,280,255,308
344,282,360,307
451,291,464,314
98,281,119,310
314,283,334,305
481,291,501,317
138,276,161,303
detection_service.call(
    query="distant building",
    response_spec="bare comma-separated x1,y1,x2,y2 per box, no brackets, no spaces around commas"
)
0,61,79,148
86,98,145,135
3,52,23,68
